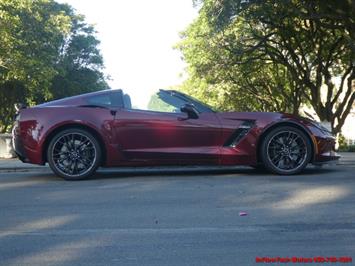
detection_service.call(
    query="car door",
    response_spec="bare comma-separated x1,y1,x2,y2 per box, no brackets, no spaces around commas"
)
112,91,222,165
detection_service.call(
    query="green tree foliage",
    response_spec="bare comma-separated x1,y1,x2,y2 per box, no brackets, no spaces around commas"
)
177,11,303,113
178,0,354,134
0,0,71,102
0,0,108,132
0,80,26,132
50,11,109,99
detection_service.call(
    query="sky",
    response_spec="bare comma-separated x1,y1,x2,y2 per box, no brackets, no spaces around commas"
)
57,0,198,108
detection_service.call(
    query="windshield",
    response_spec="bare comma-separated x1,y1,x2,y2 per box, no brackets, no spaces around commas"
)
161,90,215,113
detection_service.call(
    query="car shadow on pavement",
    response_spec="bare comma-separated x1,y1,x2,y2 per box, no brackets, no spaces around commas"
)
249,166,339,175
87,165,340,181
0,165,341,183
90,167,252,180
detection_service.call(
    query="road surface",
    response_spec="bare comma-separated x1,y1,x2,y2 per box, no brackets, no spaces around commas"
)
0,166,354,265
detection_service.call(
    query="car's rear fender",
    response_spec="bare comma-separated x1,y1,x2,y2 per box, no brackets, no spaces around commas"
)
17,106,122,166
41,123,108,166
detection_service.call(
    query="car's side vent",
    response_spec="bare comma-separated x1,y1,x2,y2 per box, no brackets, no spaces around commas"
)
224,120,255,147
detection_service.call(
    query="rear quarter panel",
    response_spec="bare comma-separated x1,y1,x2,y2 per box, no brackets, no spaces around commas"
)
17,106,119,165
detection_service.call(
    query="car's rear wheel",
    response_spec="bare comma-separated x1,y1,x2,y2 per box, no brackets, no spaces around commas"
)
47,128,101,180
261,126,312,175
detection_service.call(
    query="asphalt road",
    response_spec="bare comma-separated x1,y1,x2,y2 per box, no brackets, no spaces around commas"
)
0,166,354,266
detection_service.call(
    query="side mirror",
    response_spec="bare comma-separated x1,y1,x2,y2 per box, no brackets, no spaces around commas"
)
180,103,199,119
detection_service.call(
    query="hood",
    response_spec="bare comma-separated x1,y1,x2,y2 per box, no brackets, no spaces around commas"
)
216,111,310,129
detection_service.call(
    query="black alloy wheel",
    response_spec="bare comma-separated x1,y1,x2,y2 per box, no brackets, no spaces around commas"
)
261,126,312,175
47,128,101,180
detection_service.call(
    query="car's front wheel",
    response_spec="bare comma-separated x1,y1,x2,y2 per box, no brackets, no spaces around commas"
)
261,126,312,175
47,128,101,180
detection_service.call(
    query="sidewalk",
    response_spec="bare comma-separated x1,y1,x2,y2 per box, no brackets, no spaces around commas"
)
0,153,354,172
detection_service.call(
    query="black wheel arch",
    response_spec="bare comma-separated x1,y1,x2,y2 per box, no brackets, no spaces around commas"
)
42,123,107,166
256,121,316,164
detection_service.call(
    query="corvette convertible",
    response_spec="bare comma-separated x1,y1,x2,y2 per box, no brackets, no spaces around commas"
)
12,89,339,180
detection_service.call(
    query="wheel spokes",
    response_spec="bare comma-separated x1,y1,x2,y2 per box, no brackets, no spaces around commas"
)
267,131,307,171
52,133,96,176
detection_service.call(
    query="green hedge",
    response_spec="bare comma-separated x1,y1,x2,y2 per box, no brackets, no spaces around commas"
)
338,145,355,152
337,134,355,152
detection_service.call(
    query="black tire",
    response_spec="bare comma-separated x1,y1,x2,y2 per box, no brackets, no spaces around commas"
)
47,128,101,180
260,126,312,175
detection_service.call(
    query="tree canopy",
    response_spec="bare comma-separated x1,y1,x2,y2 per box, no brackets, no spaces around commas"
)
0,0,109,132
178,0,354,134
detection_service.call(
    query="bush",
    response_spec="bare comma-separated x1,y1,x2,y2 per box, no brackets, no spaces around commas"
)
347,145,355,152
337,134,355,152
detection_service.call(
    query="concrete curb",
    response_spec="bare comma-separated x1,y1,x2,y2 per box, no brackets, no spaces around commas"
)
0,158,48,172
0,134,16,159
0,167,49,173
0,162,48,173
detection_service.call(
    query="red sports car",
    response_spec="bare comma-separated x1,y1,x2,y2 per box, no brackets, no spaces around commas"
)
12,89,339,180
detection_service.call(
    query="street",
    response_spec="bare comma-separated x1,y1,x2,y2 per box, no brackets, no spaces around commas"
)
0,165,354,265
